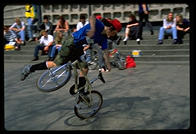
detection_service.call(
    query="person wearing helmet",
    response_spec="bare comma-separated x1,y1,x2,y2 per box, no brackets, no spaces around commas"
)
20,15,122,93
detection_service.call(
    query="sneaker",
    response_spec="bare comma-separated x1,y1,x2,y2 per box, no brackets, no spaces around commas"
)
28,38,33,42
21,65,32,81
173,39,178,44
158,40,163,45
124,41,127,45
32,57,39,61
88,61,96,65
21,41,25,45
136,38,140,45
123,37,128,42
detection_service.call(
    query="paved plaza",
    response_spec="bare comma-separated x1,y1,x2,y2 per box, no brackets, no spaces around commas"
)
4,62,190,130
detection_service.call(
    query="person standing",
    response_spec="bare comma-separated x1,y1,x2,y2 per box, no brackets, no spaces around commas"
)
138,3,154,39
25,4,37,41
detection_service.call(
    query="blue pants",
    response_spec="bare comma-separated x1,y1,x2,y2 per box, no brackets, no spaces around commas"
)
34,44,53,58
27,18,33,39
50,45,62,58
16,30,25,41
158,27,177,40
80,49,92,63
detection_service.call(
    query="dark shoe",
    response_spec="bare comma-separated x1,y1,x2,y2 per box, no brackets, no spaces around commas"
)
69,84,78,95
158,40,163,45
151,30,154,35
124,41,127,45
21,65,32,81
178,39,183,44
47,57,54,61
173,39,178,44
32,57,39,61
116,36,122,45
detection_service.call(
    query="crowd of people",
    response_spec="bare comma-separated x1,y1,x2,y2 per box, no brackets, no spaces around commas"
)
4,4,190,72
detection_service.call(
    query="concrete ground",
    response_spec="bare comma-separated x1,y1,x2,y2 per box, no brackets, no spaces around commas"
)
4,62,190,130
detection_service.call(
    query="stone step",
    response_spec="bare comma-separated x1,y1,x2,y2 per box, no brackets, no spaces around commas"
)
134,61,189,65
4,55,48,61
116,44,189,50
4,59,190,65
4,53,189,62
132,55,189,61
122,39,189,45
119,49,189,56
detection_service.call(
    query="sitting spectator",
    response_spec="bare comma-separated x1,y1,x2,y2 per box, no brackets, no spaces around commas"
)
123,14,140,44
176,14,190,44
53,16,69,39
76,15,89,31
32,30,54,61
39,15,53,35
158,12,178,44
4,26,22,50
9,18,25,45
48,31,64,61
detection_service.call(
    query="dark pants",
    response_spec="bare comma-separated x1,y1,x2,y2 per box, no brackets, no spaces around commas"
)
177,30,189,41
128,26,140,40
34,44,53,58
138,13,153,38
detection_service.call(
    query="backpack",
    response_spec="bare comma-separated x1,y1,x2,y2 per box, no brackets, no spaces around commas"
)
125,55,136,68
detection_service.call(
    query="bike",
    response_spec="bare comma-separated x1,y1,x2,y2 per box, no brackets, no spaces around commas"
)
36,60,105,119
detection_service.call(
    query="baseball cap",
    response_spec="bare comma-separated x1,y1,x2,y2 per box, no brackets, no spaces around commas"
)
107,19,122,32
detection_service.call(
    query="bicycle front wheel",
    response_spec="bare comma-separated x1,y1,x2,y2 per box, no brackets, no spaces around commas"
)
36,66,71,92
74,90,103,119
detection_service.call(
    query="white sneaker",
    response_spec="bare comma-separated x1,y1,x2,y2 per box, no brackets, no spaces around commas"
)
123,37,128,42
136,38,140,42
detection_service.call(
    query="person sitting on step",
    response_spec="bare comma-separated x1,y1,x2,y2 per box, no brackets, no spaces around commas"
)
158,12,178,44
175,14,190,44
32,30,54,61
123,14,140,45
48,31,64,61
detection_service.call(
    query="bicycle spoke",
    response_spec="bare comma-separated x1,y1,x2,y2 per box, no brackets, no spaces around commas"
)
56,70,67,79
41,78,53,88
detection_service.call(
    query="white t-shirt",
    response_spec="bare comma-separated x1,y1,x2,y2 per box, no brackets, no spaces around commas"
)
10,21,25,29
76,21,89,31
40,35,54,46
163,18,176,29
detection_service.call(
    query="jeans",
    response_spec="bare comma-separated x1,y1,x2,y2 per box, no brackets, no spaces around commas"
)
34,44,53,58
27,18,33,39
91,43,105,68
80,49,92,63
50,45,62,58
16,30,25,41
158,27,177,40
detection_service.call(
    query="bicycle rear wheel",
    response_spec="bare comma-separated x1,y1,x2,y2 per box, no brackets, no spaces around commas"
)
36,66,71,92
74,90,103,119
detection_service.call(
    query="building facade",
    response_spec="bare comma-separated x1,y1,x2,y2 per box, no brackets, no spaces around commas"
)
4,4,189,26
